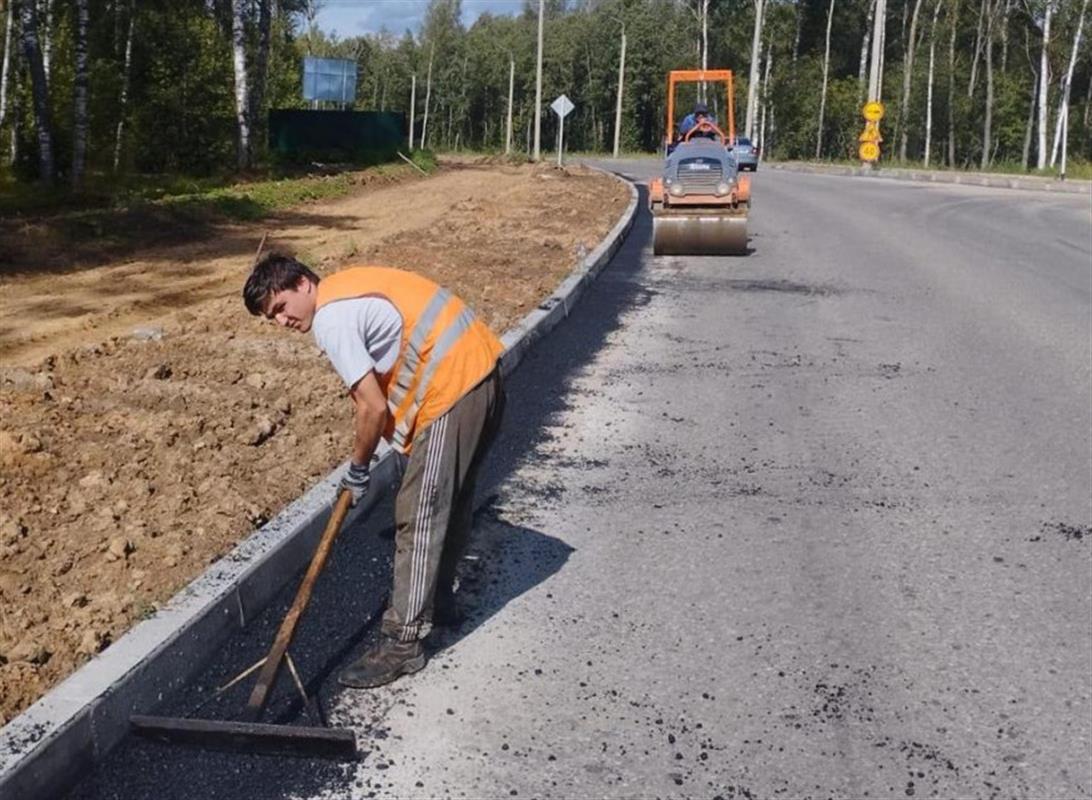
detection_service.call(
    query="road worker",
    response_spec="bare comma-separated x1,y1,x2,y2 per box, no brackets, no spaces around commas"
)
678,101,718,139
243,254,506,689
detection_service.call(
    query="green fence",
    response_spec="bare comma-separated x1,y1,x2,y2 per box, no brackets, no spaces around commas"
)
268,110,406,164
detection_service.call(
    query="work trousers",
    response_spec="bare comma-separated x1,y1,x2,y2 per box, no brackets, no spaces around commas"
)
382,365,505,643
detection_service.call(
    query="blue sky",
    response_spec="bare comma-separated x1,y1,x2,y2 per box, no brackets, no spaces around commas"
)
314,0,526,38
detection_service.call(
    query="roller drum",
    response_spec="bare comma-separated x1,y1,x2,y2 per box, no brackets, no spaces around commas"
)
652,213,748,256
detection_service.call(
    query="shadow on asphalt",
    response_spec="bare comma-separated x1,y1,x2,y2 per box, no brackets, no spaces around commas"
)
67,185,653,800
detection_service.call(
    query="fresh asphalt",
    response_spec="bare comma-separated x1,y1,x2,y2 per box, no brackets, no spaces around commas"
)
70,163,1091,800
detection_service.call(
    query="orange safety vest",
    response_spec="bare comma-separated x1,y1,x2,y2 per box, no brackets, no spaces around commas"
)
315,266,504,454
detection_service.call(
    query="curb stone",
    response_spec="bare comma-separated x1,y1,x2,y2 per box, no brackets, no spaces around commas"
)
0,168,639,800
767,161,1092,195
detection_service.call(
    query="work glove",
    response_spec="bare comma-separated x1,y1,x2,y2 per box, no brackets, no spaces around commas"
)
339,461,371,507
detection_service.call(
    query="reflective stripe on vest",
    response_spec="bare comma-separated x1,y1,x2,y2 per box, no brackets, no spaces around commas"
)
313,266,504,455
387,287,452,413
391,306,477,450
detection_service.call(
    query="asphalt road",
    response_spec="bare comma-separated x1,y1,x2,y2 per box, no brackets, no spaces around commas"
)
71,165,1091,800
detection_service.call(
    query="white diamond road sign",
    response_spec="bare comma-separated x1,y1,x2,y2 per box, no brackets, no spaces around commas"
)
551,94,574,119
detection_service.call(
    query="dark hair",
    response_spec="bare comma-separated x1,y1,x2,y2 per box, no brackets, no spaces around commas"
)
243,253,320,316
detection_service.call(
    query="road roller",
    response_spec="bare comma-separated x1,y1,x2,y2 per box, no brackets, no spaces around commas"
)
649,69,751,256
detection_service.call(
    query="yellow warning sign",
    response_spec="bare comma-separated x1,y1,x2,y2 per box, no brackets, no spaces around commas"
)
862,101,885,122
858,120,883,143
859,141,880,162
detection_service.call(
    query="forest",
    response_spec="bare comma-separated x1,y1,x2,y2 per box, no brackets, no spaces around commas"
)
1,0,1088,188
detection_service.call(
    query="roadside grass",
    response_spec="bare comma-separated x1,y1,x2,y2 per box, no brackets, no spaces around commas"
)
0,153,439,267
0,155,439,221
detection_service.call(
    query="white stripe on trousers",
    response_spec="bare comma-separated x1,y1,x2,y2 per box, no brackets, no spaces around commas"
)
402,413,449,641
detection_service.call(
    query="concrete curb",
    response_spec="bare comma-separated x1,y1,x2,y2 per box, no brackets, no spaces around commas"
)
767,161,1092,195
0,168,640,800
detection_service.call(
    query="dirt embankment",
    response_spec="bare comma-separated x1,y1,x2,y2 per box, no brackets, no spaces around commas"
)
0,160,630,724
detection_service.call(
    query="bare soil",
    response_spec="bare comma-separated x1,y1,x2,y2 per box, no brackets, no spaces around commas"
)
0,160,630,724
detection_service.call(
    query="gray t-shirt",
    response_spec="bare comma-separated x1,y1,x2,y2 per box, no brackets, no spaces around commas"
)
311,296,404,390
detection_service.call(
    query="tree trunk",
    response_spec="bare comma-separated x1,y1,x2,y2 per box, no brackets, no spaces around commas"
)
868,0,887,102
947,0,959,165
701,0,709,100
533,0,543,159
409,73,416,149
878,0,888,93
422,42,434,149
248,0,272,161
40,0,50,85
1050,0,1088,166
759,39,773,152
968,0,986,96
19,0,54,183
506,56,514,155
1083,68,1092,130
999,0,1011,71
1022,60,1036,168
229,0,250,170
113,0,135,172
746,0,766,138
0,0,13,132
72,0,90,187
816,0,836,158
613,25,626,158
859,0,877,104
924,0,942,166
896,0,925,160
1036,0,1053,169
8,67,17,165
981,0,996,169
792,0,803,63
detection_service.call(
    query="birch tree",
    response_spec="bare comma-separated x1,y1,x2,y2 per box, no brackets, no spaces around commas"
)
981,0,1000,168
859,0,877,103
745,0,766,138
421,42,434,149
40,0,49,84
968,0,986,95
947,0,959,164
923,0,943,165
72,0,90,187
506,54,514,155
759,39,773,151
1049,0,1088,165
792,0,803,63
1036,0,1055,169
0,0,13,135
248,0,273,162
1021,29,1037,167
816,0,836,158
1083,66,1092,129
1000,0,1012,69
684,0,711,100
113,0,135,172
898,0,926,160
229,0,251,169
19,0,54,183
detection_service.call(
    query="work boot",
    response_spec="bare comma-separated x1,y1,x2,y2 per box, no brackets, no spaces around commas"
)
338,635,426,689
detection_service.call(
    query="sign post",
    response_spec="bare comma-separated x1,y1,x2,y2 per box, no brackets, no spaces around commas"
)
551,94,575,167
858,101,885,165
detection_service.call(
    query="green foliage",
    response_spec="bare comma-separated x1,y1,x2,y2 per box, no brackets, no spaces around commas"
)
1,0,1089,191
409,148,438,172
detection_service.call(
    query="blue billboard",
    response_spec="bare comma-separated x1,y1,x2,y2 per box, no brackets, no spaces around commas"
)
302,57,357,104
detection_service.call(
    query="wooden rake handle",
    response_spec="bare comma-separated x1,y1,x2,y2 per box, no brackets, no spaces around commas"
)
242,489,354,721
